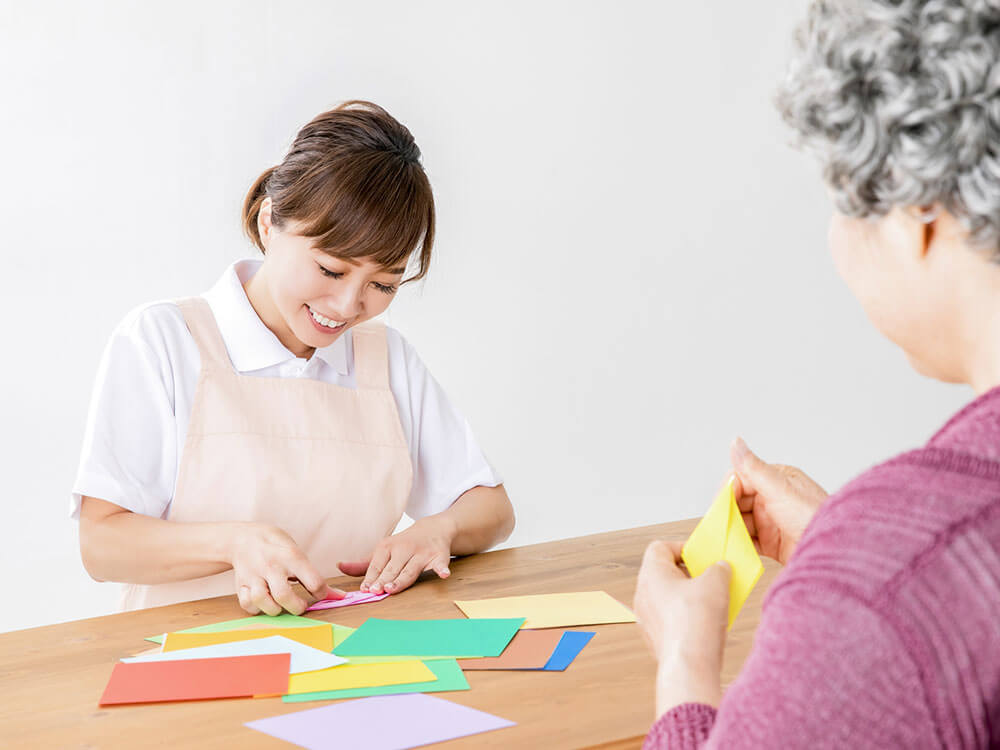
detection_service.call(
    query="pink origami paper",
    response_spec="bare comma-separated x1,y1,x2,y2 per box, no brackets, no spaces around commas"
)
306,590,389,612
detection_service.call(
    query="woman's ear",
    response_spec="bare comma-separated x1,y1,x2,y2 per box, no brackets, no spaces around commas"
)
907,204,939,259
257,197,274,252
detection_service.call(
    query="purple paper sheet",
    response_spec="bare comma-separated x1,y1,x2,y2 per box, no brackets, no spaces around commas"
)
306,590,389,612
246,693,515,749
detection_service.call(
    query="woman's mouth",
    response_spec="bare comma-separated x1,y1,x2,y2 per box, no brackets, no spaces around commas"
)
307,305,347,333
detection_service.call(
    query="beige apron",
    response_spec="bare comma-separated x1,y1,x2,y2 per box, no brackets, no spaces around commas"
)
121,297,413,610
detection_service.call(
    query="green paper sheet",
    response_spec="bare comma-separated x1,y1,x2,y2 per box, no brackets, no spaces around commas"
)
145,614,351,649
282,659,469,703
332,627,468,663
335,618,524,657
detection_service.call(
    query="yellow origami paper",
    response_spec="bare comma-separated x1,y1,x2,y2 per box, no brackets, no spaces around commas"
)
163,624,333,653
681,476,764,628
286,661,435,695
454,591,635,630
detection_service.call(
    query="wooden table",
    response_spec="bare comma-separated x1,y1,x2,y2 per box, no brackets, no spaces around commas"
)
0,520,780,749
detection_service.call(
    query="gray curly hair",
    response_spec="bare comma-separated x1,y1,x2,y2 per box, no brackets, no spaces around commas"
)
777,0,1000,253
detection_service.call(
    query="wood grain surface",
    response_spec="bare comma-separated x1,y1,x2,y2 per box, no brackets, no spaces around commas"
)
0,519,780,749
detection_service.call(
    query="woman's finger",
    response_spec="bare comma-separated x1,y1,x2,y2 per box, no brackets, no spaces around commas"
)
642,540,687,578
360,545,391,593
267,570,308,615
384,554,428,594
664,540,685,560
732,473,757,513
249,578,282,617
286,556,332,601
237,584,260,615
426,553,451,579
369,549,411,594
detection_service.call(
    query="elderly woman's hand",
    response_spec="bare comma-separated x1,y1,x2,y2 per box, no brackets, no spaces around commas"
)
634,540,731,717
731,438,827,565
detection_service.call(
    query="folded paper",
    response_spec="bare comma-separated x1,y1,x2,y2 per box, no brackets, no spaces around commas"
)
306,590,389,612
681,475,764,627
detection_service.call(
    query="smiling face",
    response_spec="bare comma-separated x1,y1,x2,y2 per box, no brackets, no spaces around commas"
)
246,199,405,357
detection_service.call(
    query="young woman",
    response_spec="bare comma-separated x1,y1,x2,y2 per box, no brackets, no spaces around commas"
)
74,101,514,616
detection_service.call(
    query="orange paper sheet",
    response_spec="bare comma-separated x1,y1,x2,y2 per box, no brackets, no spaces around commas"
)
162,624,333,653
99,654,290,705
457,630,565,670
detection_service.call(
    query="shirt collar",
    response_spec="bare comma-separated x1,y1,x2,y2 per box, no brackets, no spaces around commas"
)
202,259,349,375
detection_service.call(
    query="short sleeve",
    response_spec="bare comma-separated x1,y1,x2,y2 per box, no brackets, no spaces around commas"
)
385,327,503,520
70,304,183,520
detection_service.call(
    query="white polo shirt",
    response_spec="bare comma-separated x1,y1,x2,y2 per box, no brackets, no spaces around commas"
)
71,260,502,522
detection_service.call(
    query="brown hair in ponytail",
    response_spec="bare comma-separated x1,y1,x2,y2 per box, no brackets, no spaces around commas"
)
242,101,435,283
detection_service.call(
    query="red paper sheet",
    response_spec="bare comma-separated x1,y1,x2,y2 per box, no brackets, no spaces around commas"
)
99,653,290,706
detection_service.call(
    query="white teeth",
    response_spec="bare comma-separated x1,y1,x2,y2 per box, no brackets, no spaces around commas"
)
309,307,344,329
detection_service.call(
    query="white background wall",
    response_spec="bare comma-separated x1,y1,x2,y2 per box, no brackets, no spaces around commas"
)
0,1,969,633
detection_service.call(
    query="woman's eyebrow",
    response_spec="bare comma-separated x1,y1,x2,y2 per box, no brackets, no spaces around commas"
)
384,266,407,275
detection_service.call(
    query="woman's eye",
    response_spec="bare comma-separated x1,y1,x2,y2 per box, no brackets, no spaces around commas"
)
318,264,343,279
373,282,398,295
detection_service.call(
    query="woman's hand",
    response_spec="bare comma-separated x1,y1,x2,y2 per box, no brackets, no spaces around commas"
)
731,437,828,565
228,522,343,616
338,516,456,595
634,540,731,715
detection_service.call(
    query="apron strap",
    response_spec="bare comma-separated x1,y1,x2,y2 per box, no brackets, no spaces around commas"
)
175,297,233,371
351,321,391,390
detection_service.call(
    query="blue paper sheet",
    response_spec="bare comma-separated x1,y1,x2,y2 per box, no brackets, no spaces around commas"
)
539,631,595,671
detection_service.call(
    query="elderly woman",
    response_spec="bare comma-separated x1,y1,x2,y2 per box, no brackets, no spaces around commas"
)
635,1,1000,747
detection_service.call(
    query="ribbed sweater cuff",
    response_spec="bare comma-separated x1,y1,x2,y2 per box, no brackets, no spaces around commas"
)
642,703,717,750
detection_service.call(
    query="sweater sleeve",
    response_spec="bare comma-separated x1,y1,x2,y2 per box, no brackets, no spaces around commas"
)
642,582,938,749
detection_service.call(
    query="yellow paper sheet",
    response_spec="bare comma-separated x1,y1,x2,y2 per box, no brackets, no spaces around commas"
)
453,591,635,629
286,660,435,695
163,624,333,653
681,476,764,628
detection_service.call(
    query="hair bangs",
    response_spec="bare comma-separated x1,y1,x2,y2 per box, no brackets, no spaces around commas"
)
291,152,433,280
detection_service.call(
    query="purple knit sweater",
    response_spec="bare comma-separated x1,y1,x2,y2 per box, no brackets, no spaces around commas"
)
645,386,1000,749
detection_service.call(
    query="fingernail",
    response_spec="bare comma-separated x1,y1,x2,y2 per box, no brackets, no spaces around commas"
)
716,560,731,572
385,583,395,592
360,584,368,593
732,437,749,465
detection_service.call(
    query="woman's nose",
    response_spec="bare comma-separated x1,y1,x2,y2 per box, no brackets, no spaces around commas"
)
330,286,363,319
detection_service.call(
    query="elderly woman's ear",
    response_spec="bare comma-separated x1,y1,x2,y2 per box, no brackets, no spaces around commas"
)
909,205,938,257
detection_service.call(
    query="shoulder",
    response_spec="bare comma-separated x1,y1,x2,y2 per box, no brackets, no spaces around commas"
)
773,448,1000,606
382,323,414,354
381,323,430,374
111,299,188,345
102,299,198,374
